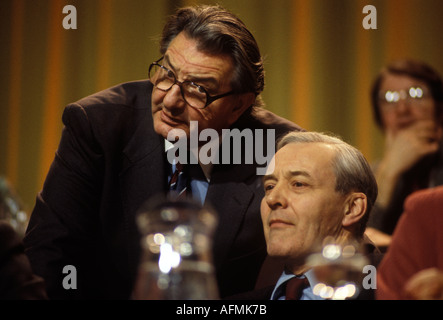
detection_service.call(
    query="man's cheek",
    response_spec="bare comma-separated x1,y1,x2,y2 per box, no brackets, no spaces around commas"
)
151,91,164,110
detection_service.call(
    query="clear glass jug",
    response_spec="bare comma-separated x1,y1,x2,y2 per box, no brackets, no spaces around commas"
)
134,197,219,300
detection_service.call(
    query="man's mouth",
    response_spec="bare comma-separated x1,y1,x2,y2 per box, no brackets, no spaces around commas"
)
269,219,294,228
160,110,186,126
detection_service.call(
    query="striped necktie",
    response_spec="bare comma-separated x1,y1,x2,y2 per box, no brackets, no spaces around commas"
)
168,162,188,199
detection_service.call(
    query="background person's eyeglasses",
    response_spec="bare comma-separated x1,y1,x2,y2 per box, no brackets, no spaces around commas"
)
148,58,235,109
378,87,430,107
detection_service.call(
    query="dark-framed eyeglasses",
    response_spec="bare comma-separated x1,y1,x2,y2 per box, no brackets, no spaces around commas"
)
148,57,236,109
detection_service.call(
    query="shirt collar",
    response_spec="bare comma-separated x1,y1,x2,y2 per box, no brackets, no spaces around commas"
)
270,269,320,300
164,139,212,182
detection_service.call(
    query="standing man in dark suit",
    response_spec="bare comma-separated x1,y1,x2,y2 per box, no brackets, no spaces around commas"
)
23,5,301,299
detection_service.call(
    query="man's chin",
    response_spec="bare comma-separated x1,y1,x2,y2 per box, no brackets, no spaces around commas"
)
267,240,293,258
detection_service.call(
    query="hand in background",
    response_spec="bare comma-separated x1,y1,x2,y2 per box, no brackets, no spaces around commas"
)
375,120,442,208
404,268,443,300
364,227,392,248
384,120,441,177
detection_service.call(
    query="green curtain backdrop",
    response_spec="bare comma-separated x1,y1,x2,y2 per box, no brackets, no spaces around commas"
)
2,0,443,213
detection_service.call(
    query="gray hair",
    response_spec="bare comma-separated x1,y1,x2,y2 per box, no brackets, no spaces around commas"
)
277,131,378,237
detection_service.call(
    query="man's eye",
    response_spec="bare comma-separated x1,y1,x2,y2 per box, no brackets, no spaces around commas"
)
166,70,175,79
293,181,305,187
188,83,206,93
264,184,274,191
195,84,206,94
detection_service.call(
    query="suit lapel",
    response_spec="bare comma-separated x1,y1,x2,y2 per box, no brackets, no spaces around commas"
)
206,163,256,269
118,114,166,277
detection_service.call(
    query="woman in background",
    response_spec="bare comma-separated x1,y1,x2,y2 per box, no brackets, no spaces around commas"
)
366,59,443,248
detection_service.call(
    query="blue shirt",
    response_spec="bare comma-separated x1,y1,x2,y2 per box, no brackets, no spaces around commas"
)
165,140,210,205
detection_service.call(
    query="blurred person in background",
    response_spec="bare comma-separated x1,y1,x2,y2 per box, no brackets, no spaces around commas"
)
377,186,443,300
366,59,443,249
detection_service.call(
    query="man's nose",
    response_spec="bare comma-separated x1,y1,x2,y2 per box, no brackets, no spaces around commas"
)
265,184,288,210
162,84,186,110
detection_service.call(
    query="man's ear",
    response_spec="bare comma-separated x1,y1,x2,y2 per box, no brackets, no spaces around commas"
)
342,192,367,228
227,92,256,125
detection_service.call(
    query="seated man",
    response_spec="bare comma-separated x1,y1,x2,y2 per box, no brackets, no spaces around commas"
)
237,131,379,300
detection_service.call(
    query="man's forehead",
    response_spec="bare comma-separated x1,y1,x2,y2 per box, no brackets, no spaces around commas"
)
277,142,335,160
271,142,336,175
165,33,233,74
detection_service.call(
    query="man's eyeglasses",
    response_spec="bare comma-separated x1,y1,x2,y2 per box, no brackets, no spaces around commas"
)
378,87,430,107
148,58,235,109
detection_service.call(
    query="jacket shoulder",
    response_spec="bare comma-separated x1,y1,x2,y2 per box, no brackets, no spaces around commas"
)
62,80,153,132
404,185,443,219
73,80,151,110
235,107,304,141
60,80,156,160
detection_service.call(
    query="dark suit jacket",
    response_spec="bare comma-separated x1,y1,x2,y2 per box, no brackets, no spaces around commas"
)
24,80,301,299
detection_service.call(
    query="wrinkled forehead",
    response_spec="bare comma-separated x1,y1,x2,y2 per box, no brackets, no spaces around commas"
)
164,32,234,82
266,142,337,179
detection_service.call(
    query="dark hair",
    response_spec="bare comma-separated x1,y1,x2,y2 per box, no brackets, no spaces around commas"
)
159,5,264,101
371,59,443,129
